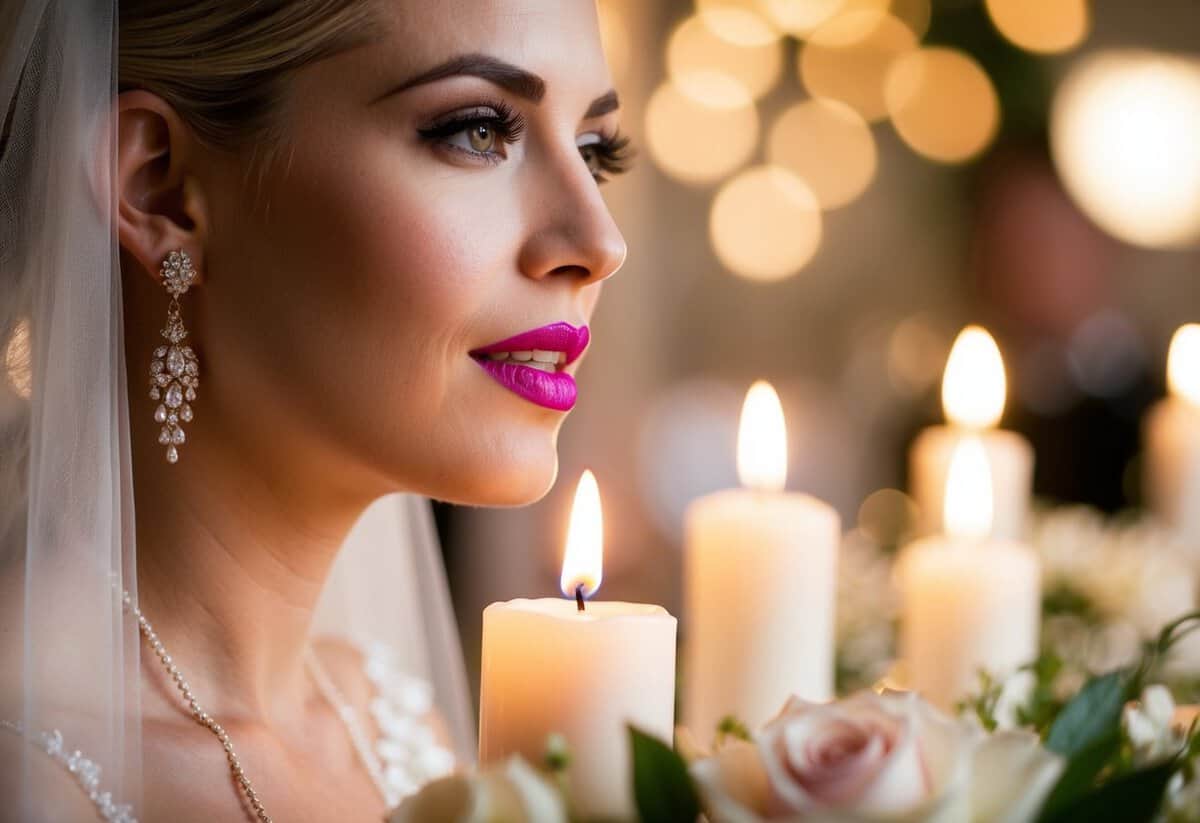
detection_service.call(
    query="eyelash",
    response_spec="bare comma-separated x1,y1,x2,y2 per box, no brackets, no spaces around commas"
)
417,98,634,183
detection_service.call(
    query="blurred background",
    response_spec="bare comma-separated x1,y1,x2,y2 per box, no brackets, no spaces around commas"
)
435,0,1200,704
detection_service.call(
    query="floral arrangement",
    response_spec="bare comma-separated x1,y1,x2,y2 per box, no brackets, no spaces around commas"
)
391,612,1200,823
836,505,1200,697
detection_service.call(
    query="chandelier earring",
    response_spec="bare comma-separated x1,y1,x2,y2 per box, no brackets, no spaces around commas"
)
147,250,200,464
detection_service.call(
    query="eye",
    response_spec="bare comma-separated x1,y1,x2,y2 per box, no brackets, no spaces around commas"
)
577,131,635,183
417,101,527,163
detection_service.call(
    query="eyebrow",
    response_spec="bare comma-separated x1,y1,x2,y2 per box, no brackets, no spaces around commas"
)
373,52,619,119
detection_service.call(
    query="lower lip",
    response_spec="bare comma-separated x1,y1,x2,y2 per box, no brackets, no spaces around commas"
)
474,359,578,411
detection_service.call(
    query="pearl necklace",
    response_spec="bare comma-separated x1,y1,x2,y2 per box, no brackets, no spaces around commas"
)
123,592,391,820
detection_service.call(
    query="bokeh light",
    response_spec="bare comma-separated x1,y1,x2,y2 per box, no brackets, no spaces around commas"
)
985,0,1089,55
1051,50,1200,249
668,13,783,104
887,315,949,397
767,98,877,209
645,81,759,185
1167,323,1200,406
695,0,780,47
4,318,31,400
709,165,823,281
799,11,918,122
884,47,1000,164
857,488,918,546
758,0,852,38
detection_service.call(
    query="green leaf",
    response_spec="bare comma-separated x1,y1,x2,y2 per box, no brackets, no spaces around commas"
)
1038,670,1132,816
1045,670,1129,756
629,725,700,823
1038,732,1122,818
1039,761,1176,823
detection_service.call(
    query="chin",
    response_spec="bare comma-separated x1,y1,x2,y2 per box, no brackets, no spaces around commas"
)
425,426,562,508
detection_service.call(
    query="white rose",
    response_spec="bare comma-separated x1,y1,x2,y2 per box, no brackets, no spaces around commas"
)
386,756,566,823
691,691,1062,823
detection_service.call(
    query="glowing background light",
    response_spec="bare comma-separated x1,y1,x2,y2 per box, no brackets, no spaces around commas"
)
1052,50,1200,249
709,165,823,281
645,81,759,184
985,0,1089,55
696,0,781,47
885,47,999,164
668,14,783,104
799,11,918,122
1167,324,1200,407
767,98,877,209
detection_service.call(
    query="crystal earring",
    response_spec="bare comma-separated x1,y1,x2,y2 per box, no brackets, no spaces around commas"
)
147,250,200,464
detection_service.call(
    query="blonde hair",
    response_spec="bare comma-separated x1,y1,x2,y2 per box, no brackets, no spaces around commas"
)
118,0,379,148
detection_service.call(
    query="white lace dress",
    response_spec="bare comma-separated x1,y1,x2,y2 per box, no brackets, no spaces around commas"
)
1,642,456,822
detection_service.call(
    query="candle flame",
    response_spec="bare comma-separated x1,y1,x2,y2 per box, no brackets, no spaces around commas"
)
941,326,1006,429
943,437,993,540
1168,323,1200,407
560,469,603,599
737,381,788,493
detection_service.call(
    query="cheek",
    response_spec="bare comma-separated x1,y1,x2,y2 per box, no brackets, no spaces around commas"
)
208,129,559,502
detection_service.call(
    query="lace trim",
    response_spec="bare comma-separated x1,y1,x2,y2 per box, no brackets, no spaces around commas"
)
0,720,138,823
360,642,457,804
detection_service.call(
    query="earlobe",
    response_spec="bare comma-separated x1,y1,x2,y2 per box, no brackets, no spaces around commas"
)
116,91,208,283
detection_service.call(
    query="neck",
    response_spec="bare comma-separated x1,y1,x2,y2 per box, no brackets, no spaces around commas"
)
131,426,372,724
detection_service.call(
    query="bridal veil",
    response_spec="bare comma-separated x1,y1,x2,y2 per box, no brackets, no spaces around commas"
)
0,0,474,815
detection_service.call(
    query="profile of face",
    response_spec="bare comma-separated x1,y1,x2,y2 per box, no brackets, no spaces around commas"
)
119,0,628,509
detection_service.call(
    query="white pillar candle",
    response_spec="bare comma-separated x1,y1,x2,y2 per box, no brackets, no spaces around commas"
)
684,382,840,739
909,325,1034,540
1145,324,1200,543
898,437,1041,710
478,471,677,820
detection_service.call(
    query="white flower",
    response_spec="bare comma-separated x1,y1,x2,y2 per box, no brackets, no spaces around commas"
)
1123,685,1182,763
386,756,566,823
691,691,1062,823
992,670,1036,732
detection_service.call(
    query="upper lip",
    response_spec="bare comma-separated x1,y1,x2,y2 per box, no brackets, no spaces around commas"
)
470,322,590,366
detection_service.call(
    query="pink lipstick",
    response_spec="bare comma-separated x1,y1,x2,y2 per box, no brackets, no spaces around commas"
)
471,322,590,411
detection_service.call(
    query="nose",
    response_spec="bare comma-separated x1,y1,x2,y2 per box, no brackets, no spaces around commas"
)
516,148,628,287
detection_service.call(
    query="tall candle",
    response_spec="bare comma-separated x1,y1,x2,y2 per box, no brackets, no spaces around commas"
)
684,382,840,739
1145,324,1200,542
909,326,1034,540
478,471,677,820
898,437,1041,710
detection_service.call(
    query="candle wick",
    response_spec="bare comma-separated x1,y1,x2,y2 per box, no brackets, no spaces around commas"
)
575,583,585,612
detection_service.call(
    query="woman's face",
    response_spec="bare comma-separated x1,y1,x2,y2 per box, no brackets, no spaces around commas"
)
199,0,628,506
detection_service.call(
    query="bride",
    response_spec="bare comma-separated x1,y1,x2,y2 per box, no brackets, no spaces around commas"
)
0,0,629,820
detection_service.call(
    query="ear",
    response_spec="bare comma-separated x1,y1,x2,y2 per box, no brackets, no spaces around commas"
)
116,90,209,284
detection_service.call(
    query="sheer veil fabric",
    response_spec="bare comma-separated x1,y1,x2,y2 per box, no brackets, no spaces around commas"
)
0,0,474,817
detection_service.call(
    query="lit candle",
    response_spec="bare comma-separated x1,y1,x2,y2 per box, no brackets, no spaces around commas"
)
478,470,677,820
909,325,1034,539
684,381,840,739
897,437,1041,710
1144,324,1200,542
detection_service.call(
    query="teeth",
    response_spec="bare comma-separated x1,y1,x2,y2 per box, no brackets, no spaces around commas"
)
480,349,567,369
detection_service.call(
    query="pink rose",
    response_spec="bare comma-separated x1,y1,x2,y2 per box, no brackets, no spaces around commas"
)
691,691,1062,823
758,692,963,817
